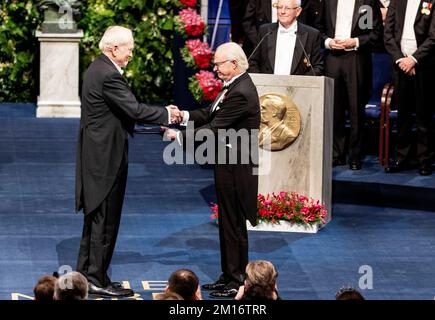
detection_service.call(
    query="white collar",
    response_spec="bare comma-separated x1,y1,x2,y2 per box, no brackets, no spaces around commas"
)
223,72,245,88
278,21,298,34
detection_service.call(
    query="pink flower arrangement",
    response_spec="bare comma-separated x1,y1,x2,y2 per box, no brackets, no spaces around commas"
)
188,70,223,102
210,203,219,220
174,8,206,38
180,39,213,69
210,192,327,226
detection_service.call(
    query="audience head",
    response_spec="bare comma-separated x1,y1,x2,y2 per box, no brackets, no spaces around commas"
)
34,275,57,301
54,272,89,300
335,286,365,300
243,260,279,300
99,25,134,68
214,42,249,81
166,269,201,300
154,292,184,300
274,0,302,28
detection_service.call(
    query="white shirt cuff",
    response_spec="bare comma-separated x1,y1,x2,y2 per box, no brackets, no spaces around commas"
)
181,111,190,126
410,55,418,64
325,38,332,49
165,107,172,124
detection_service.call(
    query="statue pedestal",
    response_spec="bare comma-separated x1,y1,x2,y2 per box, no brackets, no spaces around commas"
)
249,74,334,232
36,31,83,118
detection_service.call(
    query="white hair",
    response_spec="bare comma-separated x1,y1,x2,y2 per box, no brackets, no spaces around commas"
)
275,0,301,6
216,42,249,71
99,26,134,52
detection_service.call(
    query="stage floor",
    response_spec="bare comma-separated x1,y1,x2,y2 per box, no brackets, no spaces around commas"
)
1,103,435,300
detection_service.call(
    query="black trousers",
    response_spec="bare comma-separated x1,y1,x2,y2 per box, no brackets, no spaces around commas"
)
76,150,128,287
214,164,249,289
325,51,372,162
394,64,434,165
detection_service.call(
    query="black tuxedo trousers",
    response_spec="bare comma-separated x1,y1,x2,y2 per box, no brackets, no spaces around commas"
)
77,144,128,287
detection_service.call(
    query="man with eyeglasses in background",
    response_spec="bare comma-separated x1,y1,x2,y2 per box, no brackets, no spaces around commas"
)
248,0,324,76
242,0,323,56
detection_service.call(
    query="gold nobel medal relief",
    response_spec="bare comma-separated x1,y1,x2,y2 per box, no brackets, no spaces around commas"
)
259,93,301,151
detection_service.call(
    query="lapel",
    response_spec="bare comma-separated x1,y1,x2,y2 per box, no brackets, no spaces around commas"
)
267,24,279,71
351,0,365,31
210,73,249,115
291,24,307,74
330,0,338,29
414,0,426,26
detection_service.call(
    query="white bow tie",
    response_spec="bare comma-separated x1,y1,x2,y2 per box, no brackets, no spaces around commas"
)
279,29,296,34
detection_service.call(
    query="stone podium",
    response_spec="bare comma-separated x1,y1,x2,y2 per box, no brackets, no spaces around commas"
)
248,74,334,233
36,31,83,118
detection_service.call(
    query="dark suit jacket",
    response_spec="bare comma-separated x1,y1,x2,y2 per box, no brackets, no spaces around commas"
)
384,0,435,64
76,54,168,215
242,0,319,53
181,72,261,225
319,0,383,52
248,22,324,75
229,0,249,43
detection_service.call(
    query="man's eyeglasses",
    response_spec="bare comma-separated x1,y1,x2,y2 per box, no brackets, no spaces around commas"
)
213,60,231,67
273,3,300,11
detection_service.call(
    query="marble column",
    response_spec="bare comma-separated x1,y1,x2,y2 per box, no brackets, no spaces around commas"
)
36,31,83,118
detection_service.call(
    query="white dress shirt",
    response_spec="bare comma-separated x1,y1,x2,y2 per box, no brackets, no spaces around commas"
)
325,0,359,50
274,21,298,75
400,0,420,59
335,0,355,39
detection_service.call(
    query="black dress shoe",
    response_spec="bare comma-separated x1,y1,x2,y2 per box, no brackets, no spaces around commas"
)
88,282,134,297
385,161,410,173
349,161,361,170
209,288,238,299
333,158,346,167
201,281,227,291
419,164,433,176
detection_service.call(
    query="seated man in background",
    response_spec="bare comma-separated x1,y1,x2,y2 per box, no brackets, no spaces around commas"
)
165,269,202,300
248,0,324,76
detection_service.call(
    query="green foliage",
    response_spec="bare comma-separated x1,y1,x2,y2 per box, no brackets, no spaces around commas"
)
0,1,42,102
79,0,175,104
0,0,175,103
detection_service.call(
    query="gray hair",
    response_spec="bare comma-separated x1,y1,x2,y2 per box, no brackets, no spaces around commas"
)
216,42,249,72
275,0,302,7
99,26,134,52
54,272,88,300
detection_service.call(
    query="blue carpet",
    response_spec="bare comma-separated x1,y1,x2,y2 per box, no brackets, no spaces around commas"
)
1,103,435,300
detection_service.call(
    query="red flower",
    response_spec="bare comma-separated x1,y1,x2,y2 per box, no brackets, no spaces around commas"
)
211,192,327,227
180,39,213,69
175,8,206,38
188,70,223,102
176,0,197,7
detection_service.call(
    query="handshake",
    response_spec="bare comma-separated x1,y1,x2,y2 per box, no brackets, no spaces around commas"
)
165,104,185,141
